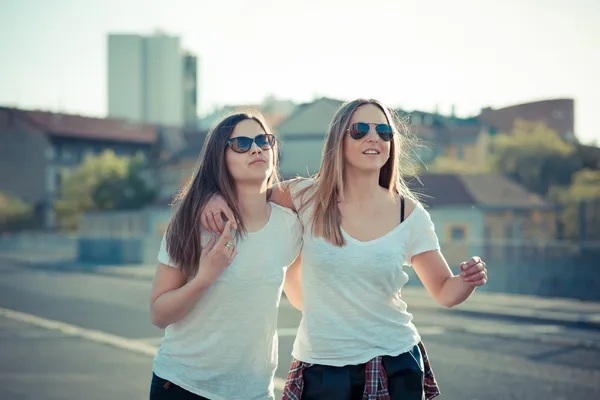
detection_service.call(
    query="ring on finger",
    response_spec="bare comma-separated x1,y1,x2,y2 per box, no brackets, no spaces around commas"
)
224,241,233,249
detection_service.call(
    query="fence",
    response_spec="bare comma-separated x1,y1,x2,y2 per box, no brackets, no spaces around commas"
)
405,239,600,301
2,228,599,301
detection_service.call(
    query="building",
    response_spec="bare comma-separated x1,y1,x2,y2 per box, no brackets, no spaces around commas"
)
154,129,208,205
198,97,296,132
407,173,555,265
276,97,344,178
0,107,158,228
107,32,198,127
182,52,199,128
479,98,575,142
408,110,494,167
274,97,578,178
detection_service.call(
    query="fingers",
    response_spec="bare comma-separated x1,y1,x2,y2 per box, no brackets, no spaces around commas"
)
201,236,216,254
464,269,487,283
200,193,238,233
222,207,238,231
213,212,225,234
461,256,482,270
200,210,210,232
468,271,488,286
461,262,485,276
206,212,219,234
228,246,237,262
215,221,233,249
460,257,487,287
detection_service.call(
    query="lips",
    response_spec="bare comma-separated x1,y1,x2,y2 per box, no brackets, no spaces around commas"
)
362,149,381,155
249,159,267,165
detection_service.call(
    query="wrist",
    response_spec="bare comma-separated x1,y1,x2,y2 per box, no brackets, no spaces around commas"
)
190,270,213,292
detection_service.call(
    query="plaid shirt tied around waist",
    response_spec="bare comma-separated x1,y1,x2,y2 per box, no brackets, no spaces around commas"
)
282,342,440,400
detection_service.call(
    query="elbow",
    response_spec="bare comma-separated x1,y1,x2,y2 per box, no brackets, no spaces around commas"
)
150,306,169,329
434,293,458,309
150,314,167,329
441,300,458,309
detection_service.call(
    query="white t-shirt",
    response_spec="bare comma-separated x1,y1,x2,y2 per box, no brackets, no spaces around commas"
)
153,202,302,400
290,179,440,367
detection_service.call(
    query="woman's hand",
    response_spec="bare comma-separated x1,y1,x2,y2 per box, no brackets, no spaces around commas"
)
194,221,237,286
459,256,488,287
201,194,237,234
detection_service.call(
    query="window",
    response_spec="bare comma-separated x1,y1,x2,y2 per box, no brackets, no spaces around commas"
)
55,170,62,188
451,226,466,241
445,223,469,243
45,146,55,161
504,223,514,239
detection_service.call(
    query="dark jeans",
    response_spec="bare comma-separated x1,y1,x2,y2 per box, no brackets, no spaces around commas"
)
150,372,210,400
302,345,425,400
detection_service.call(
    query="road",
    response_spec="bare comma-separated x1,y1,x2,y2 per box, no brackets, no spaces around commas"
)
0,261,599,400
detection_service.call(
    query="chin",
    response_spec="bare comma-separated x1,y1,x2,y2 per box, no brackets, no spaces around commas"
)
350,159,386,171
240,174,271,185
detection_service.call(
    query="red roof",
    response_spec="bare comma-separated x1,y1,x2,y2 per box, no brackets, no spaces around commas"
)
1,107,157,144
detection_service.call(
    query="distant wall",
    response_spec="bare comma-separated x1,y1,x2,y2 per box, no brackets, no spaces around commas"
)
0,231,76,258
403,240,600,301
76,206,172,265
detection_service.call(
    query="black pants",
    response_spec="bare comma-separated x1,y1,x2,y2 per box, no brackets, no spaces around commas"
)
302,345,425,400
150,372,210,400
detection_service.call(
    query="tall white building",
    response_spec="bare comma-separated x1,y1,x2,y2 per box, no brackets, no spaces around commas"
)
108,32,197,127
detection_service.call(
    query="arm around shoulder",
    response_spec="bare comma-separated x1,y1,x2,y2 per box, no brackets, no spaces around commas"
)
268,179,297,211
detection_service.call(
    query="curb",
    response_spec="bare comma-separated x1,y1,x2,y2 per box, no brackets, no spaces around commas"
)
439,324,600,350
0,255,156,281
405,300,600,331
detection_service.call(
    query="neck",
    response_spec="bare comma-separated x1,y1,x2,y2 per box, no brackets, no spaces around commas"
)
235,181,270,223
342,167,384,205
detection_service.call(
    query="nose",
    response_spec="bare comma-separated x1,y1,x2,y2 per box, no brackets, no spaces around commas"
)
249,140,262,155
366,126,379,142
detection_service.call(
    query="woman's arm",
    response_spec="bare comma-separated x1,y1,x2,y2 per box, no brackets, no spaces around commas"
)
404,197,487,308
150,264,211,329
411,251,485,308
201,179,298,234
283,254,303,311
150,223,237,328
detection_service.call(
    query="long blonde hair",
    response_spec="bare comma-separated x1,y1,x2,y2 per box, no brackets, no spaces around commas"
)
296,98,420,246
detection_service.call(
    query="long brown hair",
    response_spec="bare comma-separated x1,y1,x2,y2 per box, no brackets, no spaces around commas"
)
297,98,420,246
165,112,279,276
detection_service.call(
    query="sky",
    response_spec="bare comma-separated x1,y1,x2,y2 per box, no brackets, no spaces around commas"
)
0,0,599,144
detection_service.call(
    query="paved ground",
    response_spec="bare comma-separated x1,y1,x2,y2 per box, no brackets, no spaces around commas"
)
1,259,599,399
0,316,153,400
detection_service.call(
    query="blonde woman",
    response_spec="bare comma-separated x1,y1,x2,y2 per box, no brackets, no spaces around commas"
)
201,99,488,399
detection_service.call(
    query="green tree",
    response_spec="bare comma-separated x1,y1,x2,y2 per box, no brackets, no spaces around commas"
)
0,193,33,231
490,119,582,195
550,169,600,241
54,150,156,231
426,156,491,174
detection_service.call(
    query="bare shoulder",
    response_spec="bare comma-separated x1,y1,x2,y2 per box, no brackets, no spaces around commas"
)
269,179,301,210
402,195,419,220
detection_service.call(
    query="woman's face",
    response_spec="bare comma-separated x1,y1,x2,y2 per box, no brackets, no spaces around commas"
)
225,119,275,185
343,104,392,173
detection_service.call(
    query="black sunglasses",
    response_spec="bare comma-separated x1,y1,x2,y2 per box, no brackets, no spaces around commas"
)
226,134,276,153
347,122,394,142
